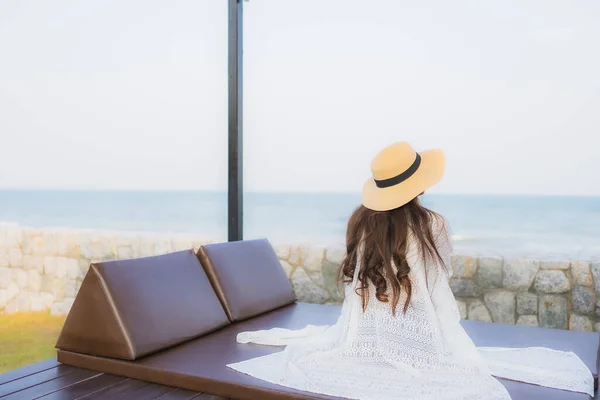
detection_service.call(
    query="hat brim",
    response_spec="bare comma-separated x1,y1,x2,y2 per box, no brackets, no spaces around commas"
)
362,149,445,211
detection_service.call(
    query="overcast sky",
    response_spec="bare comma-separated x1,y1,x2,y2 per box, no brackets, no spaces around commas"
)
0,1,598,195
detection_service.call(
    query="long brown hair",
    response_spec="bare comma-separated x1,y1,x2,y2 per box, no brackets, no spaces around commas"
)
339,196,448,315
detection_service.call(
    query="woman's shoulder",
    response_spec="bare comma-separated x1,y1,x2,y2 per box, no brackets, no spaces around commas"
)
428,213,453,256
430,213,450,237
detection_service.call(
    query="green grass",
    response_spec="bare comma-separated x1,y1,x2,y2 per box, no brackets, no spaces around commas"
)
0,312,66,373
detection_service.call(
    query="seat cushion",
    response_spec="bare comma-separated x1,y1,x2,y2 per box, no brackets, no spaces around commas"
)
58,303,598,400
56,249,230,360
197,239,296,322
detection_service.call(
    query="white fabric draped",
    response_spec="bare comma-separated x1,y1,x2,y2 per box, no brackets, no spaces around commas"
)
228,220,594,400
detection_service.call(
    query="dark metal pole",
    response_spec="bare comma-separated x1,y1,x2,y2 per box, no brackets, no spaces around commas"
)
228,0,243,242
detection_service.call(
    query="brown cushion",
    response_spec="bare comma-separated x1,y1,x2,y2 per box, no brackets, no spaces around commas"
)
58,303,598,400
55,249,229,360
197,239,296,322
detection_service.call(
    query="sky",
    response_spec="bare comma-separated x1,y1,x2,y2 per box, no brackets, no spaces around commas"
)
0,0,599,195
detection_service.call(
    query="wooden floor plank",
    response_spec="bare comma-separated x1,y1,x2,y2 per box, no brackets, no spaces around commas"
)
36,374,126,400
190,395,229,400
0,366,76,398
113,382,175,400
153,387,203,400
77,379,150,400
1,368,99,400
0,360,60,386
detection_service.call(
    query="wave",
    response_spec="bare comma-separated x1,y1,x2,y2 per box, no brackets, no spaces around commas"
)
451,234,478,242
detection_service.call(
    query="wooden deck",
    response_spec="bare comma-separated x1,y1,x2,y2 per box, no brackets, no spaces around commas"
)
3,358,599,400
0,359,228,400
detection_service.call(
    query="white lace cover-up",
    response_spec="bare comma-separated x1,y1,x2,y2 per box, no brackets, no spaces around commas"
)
228,221,594,400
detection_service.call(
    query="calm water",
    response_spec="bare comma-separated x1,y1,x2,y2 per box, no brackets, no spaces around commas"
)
0,190,599,260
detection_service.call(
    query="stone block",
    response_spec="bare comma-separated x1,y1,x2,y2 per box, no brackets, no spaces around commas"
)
280,260,294,278
484,290,516,324
0,266,10,289
539,295,568,329
51,278,66,302
534,270,570,294
65,279,77,298
503,259,539,290
8,249,22,267
22,255,43,272
117,246,134,260
303,246,326,272
477,257,503,288
291,268,329,304
572,286,595,315
451,255,478,278
115,234,134,248
135,238,154,258
0,289,8,308
6,281,18,303
4,298,18,314
55,258,67,279
170,237,194,252
322,260,343,303
40,275,53,293
43,256,57,276
39,292,55,309
17,292,30,312
63,258,79,280
0,248,8,268
569,315,593,332
80,234,117,260
79,259,90,277
540,260,570,270
288,245,302,266
27,269,41,292
12,268,28,289
591,263,600,294
449,278,481,297
516,315,538,327
467,300,492,322
50,297,75,316
153,238,171,256
274,244,291,260
29,292,46,311
5,227,23,248
456,300,467,319
325,247,346,265
516,292,538,315
22,230,52,256
572,261,593,287
56,231,82,258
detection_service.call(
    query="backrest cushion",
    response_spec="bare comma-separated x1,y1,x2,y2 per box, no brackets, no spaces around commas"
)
56,249,230,360
197,239,296,322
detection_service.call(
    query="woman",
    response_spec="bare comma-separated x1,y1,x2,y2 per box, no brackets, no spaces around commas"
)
228,142,593,400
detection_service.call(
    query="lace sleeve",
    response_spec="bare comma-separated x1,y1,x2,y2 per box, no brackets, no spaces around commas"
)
425,216,453,295
433,215,453,279
427,216,462,323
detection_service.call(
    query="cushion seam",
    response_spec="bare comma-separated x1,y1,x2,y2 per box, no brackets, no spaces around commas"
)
92,265,136,360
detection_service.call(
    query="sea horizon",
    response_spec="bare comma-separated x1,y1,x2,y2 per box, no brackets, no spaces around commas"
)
1,189,599,261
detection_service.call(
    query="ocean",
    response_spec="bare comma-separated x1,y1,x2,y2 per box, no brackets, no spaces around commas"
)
0,190,599,261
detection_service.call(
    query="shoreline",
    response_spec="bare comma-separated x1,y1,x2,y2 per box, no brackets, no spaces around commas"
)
1,224,599,334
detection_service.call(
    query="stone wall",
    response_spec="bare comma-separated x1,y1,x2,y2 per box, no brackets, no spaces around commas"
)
1,225,599,332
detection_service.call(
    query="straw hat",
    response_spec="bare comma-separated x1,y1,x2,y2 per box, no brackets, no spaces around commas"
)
362,142,445,211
